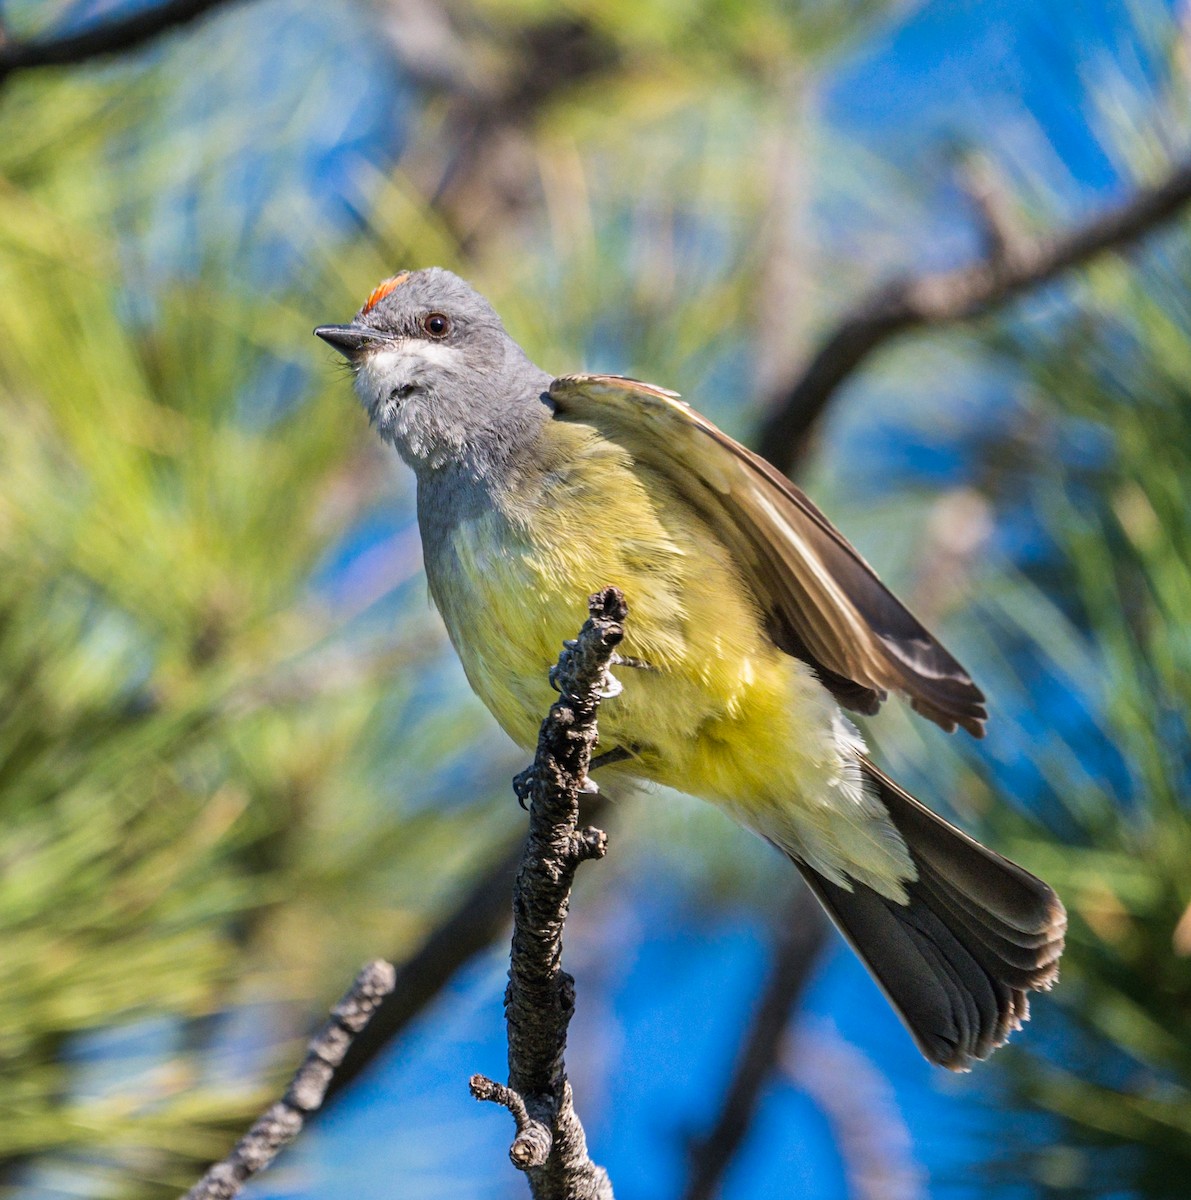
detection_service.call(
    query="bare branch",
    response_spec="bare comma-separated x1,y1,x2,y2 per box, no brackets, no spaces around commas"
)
0,0,241,84
471,587,626,1200
320,835,524,1106
182,960,395,1200
681,883,828,1200
757,155,1191,472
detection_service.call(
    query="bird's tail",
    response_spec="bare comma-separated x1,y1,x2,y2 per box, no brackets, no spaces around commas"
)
793,757,1066,1070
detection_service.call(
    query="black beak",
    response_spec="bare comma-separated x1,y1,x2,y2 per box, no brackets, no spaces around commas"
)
313,324,388,357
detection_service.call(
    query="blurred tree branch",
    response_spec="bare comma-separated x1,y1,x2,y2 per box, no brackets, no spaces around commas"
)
758,154,1191,472
321,791,609,1107
682,883,828,1200
184,961,395,1200
382,1,618,252
471,587,626,1199
0,0,242,84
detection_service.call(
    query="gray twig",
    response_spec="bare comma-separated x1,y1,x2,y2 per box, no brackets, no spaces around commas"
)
758,155,1191,471
182,960,396,1200
470,1074,554,1168
471,587,625,1200
0,0,241,85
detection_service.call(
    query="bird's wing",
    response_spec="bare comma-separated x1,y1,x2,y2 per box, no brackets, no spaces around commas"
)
548,373,987,736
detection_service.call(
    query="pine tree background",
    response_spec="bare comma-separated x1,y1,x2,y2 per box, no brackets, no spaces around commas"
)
1,1,1190,1196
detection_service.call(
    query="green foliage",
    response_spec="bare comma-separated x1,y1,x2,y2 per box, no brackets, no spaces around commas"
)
0,65,515,1196
961,229,1191,1194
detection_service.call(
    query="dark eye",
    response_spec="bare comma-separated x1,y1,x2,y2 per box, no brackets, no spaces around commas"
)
422,312,451,338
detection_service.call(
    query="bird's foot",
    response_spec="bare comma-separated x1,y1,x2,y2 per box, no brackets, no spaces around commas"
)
512,766,534,810
576,747,637,796
594,652,657,700
610,653,655,672
547,641,577,693
595,666,623,699
589,746,633,773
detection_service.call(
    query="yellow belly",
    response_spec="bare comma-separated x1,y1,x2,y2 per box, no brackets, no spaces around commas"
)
423,420,913,896
429,423,812,791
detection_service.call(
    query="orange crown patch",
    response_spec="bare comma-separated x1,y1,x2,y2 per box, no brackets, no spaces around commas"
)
362,272,411,315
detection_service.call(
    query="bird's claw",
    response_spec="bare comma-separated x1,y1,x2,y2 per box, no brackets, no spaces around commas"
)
610,653,654,672
512,767,534,810
596,668,623,700
548,640,578,693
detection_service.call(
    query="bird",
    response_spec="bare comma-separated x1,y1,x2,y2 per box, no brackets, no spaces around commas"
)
315,266,1065,1070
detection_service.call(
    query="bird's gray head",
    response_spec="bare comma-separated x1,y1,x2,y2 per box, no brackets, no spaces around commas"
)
314,267,552,475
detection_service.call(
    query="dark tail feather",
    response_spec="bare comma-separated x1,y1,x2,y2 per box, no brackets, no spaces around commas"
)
793,758,1066,1070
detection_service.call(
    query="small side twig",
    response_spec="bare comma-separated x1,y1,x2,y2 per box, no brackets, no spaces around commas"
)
956,152,1025,268
470,1074,554,1168
182,960,396,1200
471,587,626,1200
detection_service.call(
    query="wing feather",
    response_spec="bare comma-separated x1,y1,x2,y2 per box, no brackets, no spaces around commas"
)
548,373,987,736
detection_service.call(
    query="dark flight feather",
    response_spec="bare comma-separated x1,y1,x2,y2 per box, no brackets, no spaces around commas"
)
549,374,988,736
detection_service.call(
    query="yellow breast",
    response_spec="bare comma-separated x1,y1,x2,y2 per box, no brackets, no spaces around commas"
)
424,420,802,799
